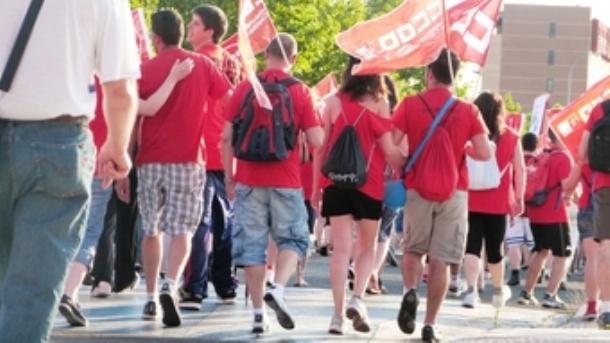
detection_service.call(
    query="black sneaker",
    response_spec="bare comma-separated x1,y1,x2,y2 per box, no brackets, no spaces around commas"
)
251,313,269,334
58,294,88,327
507,271,520,286
142,301,159,321
159,283,181,327
178,288,204,311
218,289,237,304
397,289,419,334
421,324,442,342
597,311,610,330
319,246,329,256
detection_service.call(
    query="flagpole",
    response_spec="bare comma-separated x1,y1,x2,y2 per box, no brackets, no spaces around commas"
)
441,0,455,87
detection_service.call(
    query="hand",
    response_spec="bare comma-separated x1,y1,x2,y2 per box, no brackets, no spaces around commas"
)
510,198,524,218
225,178,236,201
114,177,131,203
168,58,194,82
97,143,132,189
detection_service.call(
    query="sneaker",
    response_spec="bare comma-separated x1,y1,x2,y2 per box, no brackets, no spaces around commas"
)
319,245,329,256
507,271,520,286
346,297,371,333
542,293,566,309
159,283,181,327
91,281,112,298
448,280,466,298
251,313,269,334
558,281,568,291
142,301,159,321
462,290,479,308
218,289,237,304
421,324,442,342
597,311,610,330
492,286,512,308
58,294,88,327
178,288,204,311
517,290,539,306
328,314,344,335
397,289,419,334
584,300,598,321
263,285,295,330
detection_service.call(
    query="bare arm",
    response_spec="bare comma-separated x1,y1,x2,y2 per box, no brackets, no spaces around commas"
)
220,121,236,197
139,59,194,116
468,133,493,161
98,78,138,187
312,97,337,208
510,141,526,216
578,131,590,163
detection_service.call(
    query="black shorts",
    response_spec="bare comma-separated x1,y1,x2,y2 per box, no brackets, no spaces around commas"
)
321,186,383,221
304,200,316,234
466,212,507,264
530,222,572,257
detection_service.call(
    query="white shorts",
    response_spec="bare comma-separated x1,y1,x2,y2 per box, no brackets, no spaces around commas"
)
505,216,534,249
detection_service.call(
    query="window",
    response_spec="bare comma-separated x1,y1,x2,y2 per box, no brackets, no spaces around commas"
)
546,78,554,93
548,50,555,65
549,22,556,38
496,17,503,34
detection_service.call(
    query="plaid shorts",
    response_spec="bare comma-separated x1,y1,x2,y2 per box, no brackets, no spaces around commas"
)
137,163,206,236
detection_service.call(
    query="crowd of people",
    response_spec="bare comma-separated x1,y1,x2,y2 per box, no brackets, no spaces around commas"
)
1,2,610,343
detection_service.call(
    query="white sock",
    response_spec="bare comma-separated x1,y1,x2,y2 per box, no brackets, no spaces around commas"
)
147,293,157,303
601,301,610,312
254,308,264,316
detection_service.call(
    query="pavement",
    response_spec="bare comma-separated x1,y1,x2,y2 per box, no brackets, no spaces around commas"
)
50,254,610,342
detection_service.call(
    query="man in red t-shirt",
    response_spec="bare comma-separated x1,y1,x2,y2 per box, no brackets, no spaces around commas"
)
178,4,242,311
517,130,573,309
391,49,491,341
136,9,232,328
221,33,323,334
579,99,610,329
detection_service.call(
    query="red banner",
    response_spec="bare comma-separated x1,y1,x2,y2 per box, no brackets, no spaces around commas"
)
549,76,610,160
222,33,239,57
336,0,500,75
447,0,502,67
132,9,153,62
238,0,272,109
505,113,523,133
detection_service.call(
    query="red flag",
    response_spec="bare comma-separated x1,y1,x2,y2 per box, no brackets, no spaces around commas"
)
132,9,153,62
447,0,502,67
336,0,445,75
312,73,338,101
238,0,271,109
549,76,610,160
505,113,524,133
222,33,239,57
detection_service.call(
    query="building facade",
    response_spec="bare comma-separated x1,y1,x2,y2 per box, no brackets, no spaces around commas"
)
482,4,610,112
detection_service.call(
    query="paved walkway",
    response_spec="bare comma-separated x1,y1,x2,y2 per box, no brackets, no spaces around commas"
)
50,282,610,342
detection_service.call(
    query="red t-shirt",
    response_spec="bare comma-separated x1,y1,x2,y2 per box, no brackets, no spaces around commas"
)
392,88,487,192
469,128,520,214
198,44,240,171
320,94,392,200
578,163,594,209
90,79,107,176
136,48,231,167
223,69,320,188
585,103,610,191
527,147,572,224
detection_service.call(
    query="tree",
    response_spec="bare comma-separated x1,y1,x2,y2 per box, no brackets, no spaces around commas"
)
504,92,522,113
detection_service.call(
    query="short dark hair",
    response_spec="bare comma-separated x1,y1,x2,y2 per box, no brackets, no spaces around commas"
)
384,75,398,113
521,132,538,152
267,33,297,59
151,9,184,46
474,91,505,141
192,5,228,44
340,55,387,102
427,48,460,85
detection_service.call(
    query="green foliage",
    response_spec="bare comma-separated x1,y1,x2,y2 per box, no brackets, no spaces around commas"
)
553,102,564,109
503,92,522,113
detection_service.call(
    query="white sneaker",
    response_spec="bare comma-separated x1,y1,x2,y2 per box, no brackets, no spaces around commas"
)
91,281,112,298
492,285,512,308
263,285,295,330
448,280,467,298
462,290,479,308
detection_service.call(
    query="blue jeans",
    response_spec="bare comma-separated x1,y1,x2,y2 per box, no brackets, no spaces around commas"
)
183,171,236,297
0,119,94,342
74,177,112,267
232,184,310,266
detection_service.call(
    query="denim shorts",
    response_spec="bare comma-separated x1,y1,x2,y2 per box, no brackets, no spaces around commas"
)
577,206,595,240
232,183,310,266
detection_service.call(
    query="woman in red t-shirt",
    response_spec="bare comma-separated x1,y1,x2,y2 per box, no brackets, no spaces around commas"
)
312,56,405,335
462,91,524,309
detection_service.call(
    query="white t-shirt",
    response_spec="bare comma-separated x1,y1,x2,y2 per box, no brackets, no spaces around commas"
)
0,0,141,120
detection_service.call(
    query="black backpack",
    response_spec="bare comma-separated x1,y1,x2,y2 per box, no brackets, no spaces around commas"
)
588,99,610,172
322,107,371,189
232,77,299,162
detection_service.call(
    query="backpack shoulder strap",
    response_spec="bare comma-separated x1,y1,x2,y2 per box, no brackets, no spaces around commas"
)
405,96,456,173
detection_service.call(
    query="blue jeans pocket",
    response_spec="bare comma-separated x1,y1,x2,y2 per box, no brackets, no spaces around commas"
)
34,136,95,198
